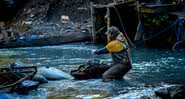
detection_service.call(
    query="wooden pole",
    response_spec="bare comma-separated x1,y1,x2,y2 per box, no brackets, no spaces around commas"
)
90,2,96,43
106,7,110,43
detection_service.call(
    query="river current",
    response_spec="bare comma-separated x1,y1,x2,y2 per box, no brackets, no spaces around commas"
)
0,43,185,99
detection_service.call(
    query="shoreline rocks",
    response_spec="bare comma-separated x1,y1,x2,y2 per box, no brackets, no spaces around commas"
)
154,84,185,99
13,80,39,95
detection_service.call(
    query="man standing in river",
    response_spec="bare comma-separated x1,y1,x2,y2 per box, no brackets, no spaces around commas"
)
92,26,132,82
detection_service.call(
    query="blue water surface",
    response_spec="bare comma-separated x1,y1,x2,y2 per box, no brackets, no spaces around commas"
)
0,43,185,98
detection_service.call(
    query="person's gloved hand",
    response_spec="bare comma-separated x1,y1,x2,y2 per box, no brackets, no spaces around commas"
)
91,50,96,54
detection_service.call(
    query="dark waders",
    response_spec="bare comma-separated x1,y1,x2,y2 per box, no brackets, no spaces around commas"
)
102,62,132,82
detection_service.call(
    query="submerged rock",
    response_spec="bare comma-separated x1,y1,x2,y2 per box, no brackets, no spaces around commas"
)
37,67,73,80
33,74,48,84
14,80,39,95
155,84,185,99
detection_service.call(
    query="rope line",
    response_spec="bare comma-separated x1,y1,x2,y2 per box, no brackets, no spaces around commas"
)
111,5,136,48
96,26,106,34
135,19,178,45
172,40,183,51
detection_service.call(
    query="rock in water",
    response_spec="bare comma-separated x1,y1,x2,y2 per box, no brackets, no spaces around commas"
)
14,80,39,95
0,93,11,99
37,67,73,80
14,61,27,67
155,84,185,99
33,74,48,84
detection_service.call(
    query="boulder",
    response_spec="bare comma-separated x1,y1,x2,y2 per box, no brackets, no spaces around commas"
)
37,67,73,80
155,84,185,99
32,74,48,84
14,80,39,95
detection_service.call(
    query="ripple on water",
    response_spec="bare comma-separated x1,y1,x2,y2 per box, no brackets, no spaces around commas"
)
1,44,185,99
39,44,98,51
112,88,156,99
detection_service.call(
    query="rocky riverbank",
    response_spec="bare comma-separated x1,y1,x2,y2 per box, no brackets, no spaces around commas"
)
11,0,93,36
1,0,94,48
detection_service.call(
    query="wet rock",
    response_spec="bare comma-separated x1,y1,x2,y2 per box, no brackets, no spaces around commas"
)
155,84,185,99
12,61,27,67
65,27,74,33
14,80,39,95
33,74,48,84
22,21,32,25
37,67,74,80
0,93,11,99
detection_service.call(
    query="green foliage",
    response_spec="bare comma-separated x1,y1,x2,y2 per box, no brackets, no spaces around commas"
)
143,14,170,27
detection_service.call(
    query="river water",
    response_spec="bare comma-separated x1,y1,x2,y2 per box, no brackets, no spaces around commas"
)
0,43,185,99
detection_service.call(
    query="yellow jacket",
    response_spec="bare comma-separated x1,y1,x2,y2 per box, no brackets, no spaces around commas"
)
94,32,129,63
106,32,128,53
